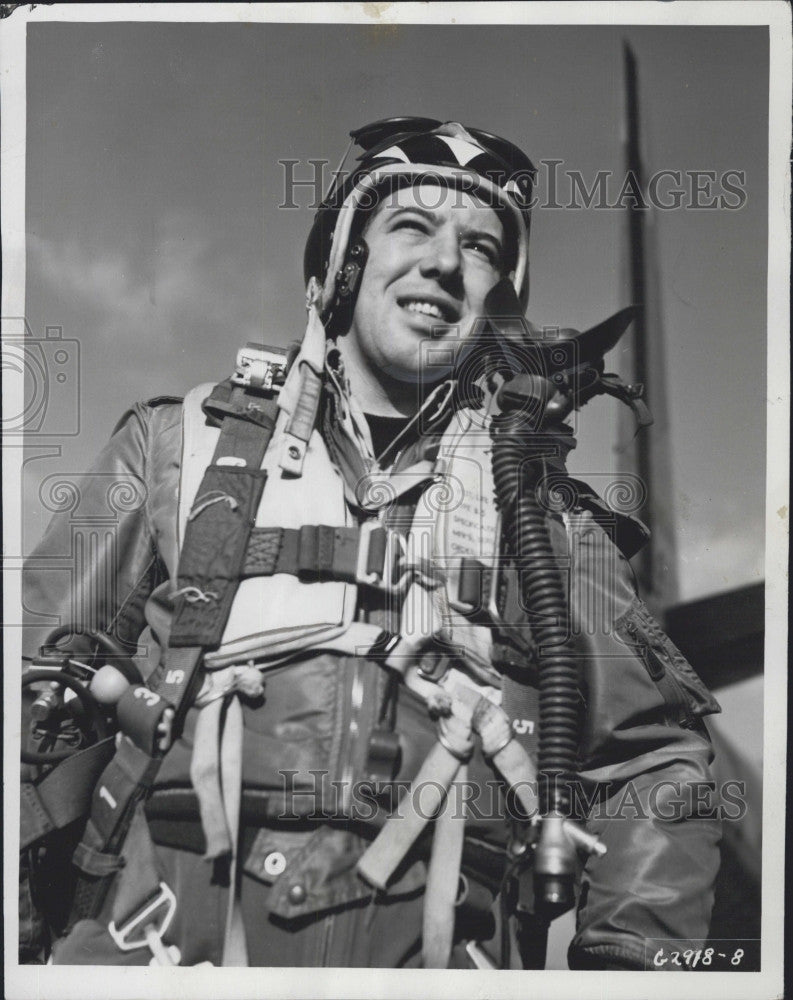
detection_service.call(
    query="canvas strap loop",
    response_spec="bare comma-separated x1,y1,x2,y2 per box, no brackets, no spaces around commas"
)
422,764,468,969
358,682,539,902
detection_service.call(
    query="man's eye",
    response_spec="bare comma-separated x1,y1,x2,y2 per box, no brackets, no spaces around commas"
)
392,218,428,234
464,240,500,266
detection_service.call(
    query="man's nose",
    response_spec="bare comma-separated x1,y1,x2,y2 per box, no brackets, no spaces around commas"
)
419,226,462,281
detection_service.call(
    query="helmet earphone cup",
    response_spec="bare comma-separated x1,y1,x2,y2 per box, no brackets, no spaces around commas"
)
321,237,369,339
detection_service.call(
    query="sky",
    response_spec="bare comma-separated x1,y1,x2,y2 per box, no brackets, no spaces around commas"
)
21,20,769,604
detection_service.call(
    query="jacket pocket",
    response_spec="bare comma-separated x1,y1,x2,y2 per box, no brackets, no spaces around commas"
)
615,597,721,727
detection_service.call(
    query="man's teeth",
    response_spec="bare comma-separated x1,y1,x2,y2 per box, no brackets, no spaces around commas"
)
405,301,444,319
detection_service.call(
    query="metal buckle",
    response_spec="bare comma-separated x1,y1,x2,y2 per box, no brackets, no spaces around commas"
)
108,881,176,952
486,562,505,625
355,522,411,595
232,343,287,393
416,654,450,683
487,514,505,625
444,514,504,621
446,555,503,623
446,555,480,616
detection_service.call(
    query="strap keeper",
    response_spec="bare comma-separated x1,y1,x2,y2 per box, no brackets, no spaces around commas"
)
72,841,126,876
116,686,175,756
297,524,336,579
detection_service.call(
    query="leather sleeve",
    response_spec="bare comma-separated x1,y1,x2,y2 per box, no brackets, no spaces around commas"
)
22,401,181,660
555,508,723,970
568,728,722,970
19,401,182,963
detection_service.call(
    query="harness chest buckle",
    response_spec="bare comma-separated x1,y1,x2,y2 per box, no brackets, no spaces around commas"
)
355,521,411,595
107,881,176,952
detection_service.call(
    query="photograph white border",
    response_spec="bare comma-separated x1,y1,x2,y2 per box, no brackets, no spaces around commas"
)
2,3,789,999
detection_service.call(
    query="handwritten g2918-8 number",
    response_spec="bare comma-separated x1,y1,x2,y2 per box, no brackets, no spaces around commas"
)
652,946,745,969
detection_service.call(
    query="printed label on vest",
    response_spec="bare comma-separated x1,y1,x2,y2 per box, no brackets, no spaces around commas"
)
414,408,500,671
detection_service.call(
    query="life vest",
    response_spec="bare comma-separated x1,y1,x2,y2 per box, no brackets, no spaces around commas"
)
176,382,510,683
178,383,357,668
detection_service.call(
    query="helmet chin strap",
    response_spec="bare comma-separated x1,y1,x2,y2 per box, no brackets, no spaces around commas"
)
273,278,328,477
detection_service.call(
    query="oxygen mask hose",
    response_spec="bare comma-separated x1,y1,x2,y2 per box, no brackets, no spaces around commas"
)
490,380,580,915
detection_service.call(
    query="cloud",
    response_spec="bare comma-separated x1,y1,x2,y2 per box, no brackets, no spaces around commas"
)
30,233,153,330
27,210,275,350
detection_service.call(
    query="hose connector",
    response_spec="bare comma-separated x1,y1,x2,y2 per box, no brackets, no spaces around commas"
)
533,812,607,916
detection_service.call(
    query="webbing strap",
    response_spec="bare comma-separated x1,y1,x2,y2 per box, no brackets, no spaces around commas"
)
109,806,164,928
70,387,280,925
240,528,518,624
79,736,163,859
20,737,116,851
242,524,386,581
170,467,269,648
20,782,54,848
422,763,468,968
285,366,323,446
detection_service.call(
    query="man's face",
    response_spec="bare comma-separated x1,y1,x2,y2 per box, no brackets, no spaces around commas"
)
344,181,505,386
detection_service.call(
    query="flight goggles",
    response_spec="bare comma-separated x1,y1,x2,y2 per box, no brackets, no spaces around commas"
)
326,116,537,212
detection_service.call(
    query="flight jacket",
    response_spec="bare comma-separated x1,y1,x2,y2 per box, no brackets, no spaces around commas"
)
21,375,724,970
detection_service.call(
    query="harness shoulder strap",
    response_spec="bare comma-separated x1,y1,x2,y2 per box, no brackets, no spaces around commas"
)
69,380,281,925
178,382,219,550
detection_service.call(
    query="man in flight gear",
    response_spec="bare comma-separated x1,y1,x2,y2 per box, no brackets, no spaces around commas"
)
20,118,723,969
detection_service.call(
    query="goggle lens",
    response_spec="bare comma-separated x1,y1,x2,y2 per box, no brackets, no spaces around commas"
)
349,116,535,178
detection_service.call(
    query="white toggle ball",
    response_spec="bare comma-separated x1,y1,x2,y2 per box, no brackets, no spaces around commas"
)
89,664,132,705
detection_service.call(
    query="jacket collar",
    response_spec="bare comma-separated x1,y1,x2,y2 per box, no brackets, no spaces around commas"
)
321,344,459,512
